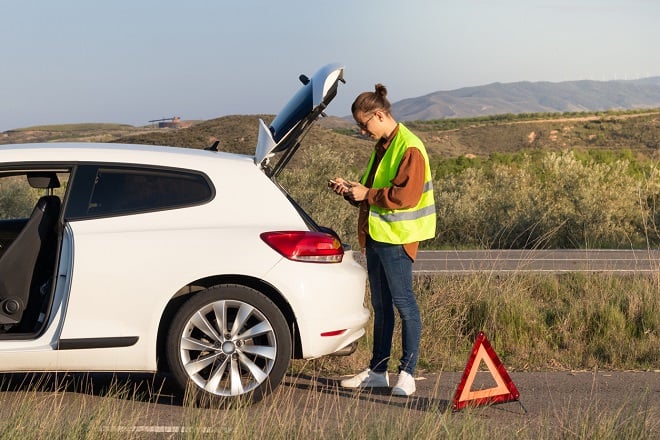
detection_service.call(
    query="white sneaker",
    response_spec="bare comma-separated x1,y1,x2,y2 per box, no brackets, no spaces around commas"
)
391,371,416,396
340,369,389,388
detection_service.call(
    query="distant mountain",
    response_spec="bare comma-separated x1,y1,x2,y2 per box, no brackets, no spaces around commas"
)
391,77,660,121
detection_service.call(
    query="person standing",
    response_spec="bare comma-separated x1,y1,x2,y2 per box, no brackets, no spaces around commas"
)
329,84,436,396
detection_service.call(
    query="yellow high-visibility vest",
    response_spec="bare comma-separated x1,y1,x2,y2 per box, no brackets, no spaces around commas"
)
360,123,436,244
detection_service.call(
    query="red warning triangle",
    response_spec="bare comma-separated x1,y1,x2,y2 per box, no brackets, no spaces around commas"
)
452,331,520,410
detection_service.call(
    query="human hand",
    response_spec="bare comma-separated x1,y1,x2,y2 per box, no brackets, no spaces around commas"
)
328,177,352,195
345,181,369,201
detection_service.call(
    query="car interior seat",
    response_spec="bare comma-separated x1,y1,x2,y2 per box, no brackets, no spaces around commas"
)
0,175,61,330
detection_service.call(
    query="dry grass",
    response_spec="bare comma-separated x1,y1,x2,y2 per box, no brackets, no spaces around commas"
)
0,269,656,438
0,369,655,439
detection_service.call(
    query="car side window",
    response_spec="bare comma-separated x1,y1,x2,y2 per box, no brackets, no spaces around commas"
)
0,171,68,220
87,167,213,216
0,170,68,256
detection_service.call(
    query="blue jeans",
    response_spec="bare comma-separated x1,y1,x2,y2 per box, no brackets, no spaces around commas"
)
365,237,422,375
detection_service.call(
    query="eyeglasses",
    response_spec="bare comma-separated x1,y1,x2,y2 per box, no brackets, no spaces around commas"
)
356,113,376,131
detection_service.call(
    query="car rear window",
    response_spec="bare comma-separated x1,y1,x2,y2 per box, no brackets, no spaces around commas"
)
87,167,213,216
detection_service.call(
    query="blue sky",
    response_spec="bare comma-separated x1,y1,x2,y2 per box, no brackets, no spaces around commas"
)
2,0,658,132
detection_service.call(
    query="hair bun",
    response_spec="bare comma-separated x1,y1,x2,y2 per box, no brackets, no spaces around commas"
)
352,83,392,114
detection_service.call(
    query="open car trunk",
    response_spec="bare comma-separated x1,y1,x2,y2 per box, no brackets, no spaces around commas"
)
252,64,347,241
254,63,345,177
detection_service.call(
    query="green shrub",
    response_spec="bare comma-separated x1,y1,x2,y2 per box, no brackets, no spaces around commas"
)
430,150,660,249
283,145,659,250
0,177,40,218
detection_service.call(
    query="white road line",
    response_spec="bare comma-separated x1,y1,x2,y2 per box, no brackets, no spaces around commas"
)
103,426,232,434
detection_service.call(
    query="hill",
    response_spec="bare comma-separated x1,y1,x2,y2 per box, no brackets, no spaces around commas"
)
2,110,659,162
116,110,660,161
0,123,147,144
406,110,660,159
392,77,660,121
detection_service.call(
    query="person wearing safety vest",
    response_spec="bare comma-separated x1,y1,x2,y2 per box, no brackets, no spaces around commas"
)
330,83,436,396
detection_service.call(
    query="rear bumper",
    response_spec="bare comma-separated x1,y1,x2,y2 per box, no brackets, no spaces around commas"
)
263,250,370,359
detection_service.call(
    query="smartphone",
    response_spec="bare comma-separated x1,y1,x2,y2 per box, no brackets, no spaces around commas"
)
329,179,351,188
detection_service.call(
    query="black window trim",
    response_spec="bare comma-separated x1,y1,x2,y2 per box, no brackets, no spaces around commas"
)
0,161,215,221
64,163,216,221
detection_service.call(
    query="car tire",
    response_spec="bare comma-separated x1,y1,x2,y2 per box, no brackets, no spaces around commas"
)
165,284,292,407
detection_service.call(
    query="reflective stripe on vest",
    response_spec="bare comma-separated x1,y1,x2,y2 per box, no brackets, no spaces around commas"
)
361,123,436,244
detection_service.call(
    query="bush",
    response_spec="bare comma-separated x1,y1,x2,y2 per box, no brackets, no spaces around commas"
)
278,145,362,250
285,146,659,250
0,177,40,219
430,150,660,249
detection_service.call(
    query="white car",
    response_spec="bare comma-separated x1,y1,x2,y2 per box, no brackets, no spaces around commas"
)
0,64,369,405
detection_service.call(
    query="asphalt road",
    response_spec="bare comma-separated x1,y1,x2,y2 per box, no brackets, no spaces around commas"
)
0,370,657,436
412,249,660,273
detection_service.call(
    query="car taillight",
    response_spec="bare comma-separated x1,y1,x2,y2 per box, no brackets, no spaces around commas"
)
260,231,344,263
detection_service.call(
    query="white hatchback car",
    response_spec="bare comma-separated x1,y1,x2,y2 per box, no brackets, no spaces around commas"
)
0,64,369,405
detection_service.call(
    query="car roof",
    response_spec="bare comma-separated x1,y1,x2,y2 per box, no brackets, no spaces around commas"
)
0,142,252,171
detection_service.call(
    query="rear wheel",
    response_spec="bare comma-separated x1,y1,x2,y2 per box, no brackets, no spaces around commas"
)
166,284,291,406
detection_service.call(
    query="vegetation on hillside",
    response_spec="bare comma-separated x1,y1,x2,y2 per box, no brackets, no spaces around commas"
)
411,110,660,158
0,123,141,144
429,150,659,249
405,108,660,131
